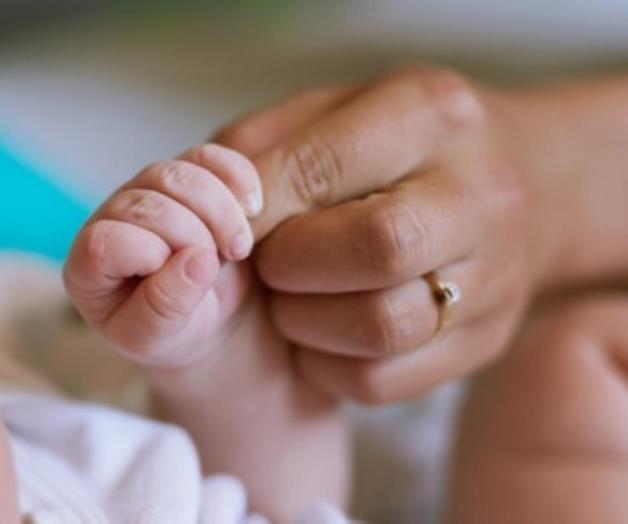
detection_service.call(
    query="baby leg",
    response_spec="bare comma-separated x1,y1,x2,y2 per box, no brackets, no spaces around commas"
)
448,294,628,524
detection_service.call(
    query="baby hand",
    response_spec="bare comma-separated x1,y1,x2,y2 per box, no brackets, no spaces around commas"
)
64,144,263,368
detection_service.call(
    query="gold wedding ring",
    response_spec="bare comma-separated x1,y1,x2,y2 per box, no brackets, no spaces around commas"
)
424,271,461,336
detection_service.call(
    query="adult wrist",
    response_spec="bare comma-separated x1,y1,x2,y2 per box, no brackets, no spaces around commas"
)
490,86,583,296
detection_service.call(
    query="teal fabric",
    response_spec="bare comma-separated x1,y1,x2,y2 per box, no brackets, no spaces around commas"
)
0,144,91,263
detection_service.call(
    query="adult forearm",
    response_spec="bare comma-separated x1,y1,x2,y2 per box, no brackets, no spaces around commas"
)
502,75,628,291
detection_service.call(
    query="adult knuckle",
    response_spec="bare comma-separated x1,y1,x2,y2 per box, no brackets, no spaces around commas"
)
389,68,484,129
285,136,343,207
427,69,485,128
362,203,426,280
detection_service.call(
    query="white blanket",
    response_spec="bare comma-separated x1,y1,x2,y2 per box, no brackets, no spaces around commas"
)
1,390,347,523
0,257,349,523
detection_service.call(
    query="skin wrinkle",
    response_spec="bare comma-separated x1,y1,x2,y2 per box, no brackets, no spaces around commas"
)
288,134,345,209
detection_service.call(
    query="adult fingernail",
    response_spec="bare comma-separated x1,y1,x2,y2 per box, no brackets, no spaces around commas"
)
242,191,264,218
184,249,215,285
229,230,253,260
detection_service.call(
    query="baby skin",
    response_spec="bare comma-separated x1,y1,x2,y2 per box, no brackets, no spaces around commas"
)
64,144,349,522
449,293,628,524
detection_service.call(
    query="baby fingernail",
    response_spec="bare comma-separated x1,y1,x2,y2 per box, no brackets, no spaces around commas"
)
242,191,264,218
229,231,253,260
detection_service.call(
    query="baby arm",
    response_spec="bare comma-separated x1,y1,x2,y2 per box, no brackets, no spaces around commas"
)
64,144,349,521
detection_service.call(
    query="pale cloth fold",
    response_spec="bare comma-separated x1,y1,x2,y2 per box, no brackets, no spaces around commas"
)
1,391,347,523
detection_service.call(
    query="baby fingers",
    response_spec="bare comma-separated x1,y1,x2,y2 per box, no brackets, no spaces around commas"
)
123,158,256,261
104,245,221,365
177,143,263,218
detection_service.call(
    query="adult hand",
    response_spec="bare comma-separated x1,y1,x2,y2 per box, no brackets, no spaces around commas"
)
215,68,558,404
